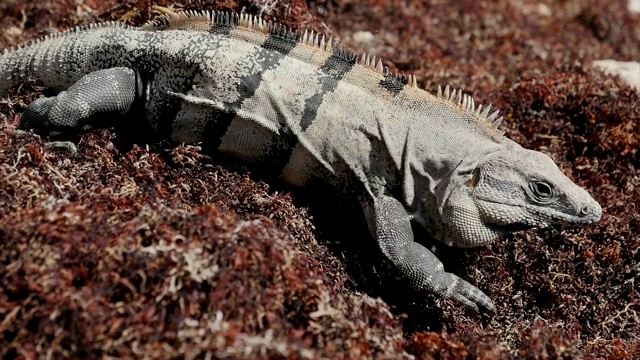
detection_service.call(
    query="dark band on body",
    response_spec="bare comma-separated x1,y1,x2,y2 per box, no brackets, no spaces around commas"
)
299,50,357,131
379,73,406,95
202,32,299,153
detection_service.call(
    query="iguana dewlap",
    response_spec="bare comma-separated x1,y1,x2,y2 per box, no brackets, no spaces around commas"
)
0,10,602,312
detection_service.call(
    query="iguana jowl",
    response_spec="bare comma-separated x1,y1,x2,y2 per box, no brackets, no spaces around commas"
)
0,10,602,312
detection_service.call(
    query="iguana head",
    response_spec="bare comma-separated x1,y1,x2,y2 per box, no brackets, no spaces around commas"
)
433,143,602,247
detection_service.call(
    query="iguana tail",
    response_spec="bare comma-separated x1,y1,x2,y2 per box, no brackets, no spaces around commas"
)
0,22,133,96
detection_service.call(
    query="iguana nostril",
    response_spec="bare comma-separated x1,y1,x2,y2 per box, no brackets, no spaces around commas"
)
580,205,590,216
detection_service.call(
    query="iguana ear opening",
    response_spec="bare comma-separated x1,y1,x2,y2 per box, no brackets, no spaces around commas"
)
464,167,480,188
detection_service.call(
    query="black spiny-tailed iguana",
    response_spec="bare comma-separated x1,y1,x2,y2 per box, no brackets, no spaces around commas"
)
0,10,602,312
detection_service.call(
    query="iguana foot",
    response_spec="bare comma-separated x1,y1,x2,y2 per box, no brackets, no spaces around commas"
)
19,67,142,137
363,194,496,313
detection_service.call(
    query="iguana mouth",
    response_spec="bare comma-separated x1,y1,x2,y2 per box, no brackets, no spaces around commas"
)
531,206,601,226
500,223,532,233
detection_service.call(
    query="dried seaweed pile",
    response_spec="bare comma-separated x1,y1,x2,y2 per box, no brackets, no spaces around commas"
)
1,0,638,358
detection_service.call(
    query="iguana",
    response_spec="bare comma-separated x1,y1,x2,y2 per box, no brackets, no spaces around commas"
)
0,10,602,312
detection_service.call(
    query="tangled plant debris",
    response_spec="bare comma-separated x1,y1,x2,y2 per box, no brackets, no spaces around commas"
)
0,0,638,358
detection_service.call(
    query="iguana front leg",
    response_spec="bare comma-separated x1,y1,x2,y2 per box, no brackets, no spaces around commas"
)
362,194,496,313
19,67,143,137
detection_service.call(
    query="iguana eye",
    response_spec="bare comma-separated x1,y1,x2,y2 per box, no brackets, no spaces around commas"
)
530,180,555,201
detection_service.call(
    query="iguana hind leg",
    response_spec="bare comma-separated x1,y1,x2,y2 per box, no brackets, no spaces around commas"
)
19,67,142,137
362,194,496,313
